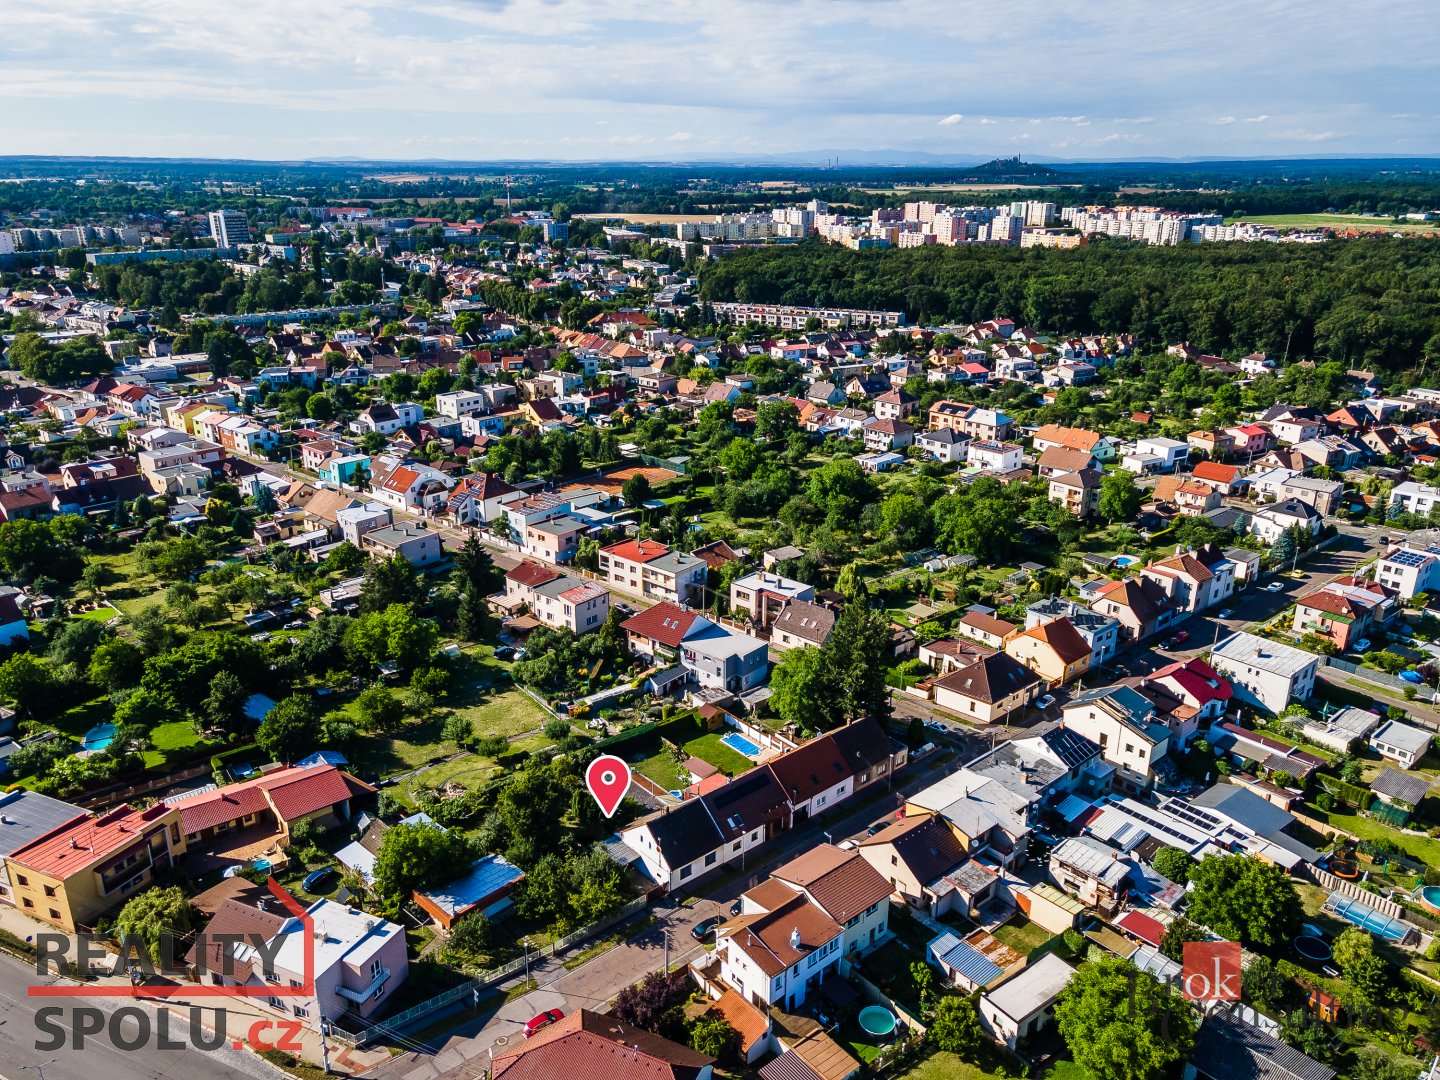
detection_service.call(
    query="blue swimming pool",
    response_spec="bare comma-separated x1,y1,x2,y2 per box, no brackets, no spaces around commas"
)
1114,555,1140,569
1326,892,1411,941
81,723,116,751
721,732,762,758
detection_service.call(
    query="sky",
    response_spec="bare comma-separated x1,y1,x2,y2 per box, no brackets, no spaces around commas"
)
3,0,1439,162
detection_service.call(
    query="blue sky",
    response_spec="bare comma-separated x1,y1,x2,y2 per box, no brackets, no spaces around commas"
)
4,0,1438,161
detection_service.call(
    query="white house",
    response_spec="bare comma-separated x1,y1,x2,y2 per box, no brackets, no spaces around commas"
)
978,953,1074,1050
967,440,1023,473
1209,631,1318,715
1391,481,1440,517
763,845,893,959
1134,436,1189,472
916,427,970,463
1251,499,1322,544
1374,544,1440,599
716,893,844,1012
1061,685,1173,792
1370,719,1433,769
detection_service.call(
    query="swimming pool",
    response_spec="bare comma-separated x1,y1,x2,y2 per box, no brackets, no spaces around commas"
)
721,732,763,758
1325,892,1411,941
1114,555,1140,569
81,723,116,751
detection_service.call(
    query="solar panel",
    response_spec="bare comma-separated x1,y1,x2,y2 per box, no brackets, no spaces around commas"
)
1389,550,1428,568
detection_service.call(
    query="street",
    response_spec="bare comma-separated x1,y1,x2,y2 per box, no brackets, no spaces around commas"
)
0,961,279,1080
362,746,959,1080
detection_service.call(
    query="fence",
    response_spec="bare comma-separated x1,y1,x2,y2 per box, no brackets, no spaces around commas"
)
1319,656,1414,694
1309,866,1407,921
335,895,650,1047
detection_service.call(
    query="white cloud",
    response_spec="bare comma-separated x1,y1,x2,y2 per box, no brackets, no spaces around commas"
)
1244,114,1269,123
1281,129,1345,142
938,113,964,125
666,131,693,141
979,118,997,125
1212,116,1237,125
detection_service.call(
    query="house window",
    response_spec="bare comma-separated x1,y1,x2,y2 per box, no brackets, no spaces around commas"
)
293,1006,309,1018
43,885,56,898
705,852,717,866
680,866,692,880
16,875,27,887
49,908,60,920
373,985,385,1000
22,898,33,908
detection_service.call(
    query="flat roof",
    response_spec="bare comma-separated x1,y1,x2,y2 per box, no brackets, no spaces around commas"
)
983,952,1074,1021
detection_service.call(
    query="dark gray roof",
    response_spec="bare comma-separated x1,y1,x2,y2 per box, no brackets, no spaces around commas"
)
1191,784,1295,837
1371,768,1431,807
1191,1012,1335,1080
642,798,724,870
0,788,87,858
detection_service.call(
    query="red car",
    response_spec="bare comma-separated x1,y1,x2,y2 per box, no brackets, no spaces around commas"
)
1172,630,1190,645
524,1009,564,1038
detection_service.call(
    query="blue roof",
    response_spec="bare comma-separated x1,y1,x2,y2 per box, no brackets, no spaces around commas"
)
928,932,1003,986
297,750,348,768
423,855,524,916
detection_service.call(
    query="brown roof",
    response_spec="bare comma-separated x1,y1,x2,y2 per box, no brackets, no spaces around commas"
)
959,610,1017,638
720,893,843,978
743,878,803,911
621,601,705,648
771,845,893,923
772,600,836,645
767,735,851,804
189,876,267,918
691,539,741,570
934,649,1039,704
186,896,288,977
491,1009,713,1080
1033,424,1101,452
1037,446,1095,473
1018,616,1092,665
858,812,967,884
692,989,770,1056
1191,460,1241,484
1152,475,1184,504
506,560,562,589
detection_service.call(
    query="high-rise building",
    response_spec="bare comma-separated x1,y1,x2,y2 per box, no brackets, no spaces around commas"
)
207,209,250,247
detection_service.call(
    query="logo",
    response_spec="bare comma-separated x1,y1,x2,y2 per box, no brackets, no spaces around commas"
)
1181,940,1241,1002
28,877,319,1054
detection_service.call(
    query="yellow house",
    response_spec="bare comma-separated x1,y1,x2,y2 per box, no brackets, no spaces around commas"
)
4,803,186,932
1003,616,1091,687
163,401,214,437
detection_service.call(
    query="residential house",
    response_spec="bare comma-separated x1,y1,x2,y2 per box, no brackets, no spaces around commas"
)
500,561,611,635
1251,499,1322,544
335,503,391,547
770,600,837,652
1048,469,1101,517
1374,543,1440,599
1134,437,1189,472
1031,425,1117,461
1186,1011,1334,1080
730,571,815,630
933,649,1043,724
368,457,455,513
490,1011,714,1080
1061,685,1173,791
599,539,706,605
166,765,374,849
1145,658,1234,730
716,892,844,1012
1024,598,1119,667
1141,545,1236,614
3,803,185,931
1210,632,1318,714
1004,617,1092,687
873,388,917,421
1036,446,1099,479
1225,424,1271,458
765,845,892,959
360,522,444,566
0,789,88,911
621,602,769,692
915,427,969,462
1390,480,1440,517
968,441,1024,474
978,953,1074,1051
1047,835,1131,914
858,812,1000,919
954,609,1019,650
1261,407,1325,446
1277,474,1344,516
1174,480,1223,516
1370,719,1432,768
928,401,1013,441
1189,460,1245,496
522,514,588,565
861,417,915,452
353,401,424,435
1089,576,1177,643
1291,576,1396,652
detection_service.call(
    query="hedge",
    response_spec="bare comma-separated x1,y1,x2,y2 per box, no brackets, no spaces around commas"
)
209,742,259,779
1319,774,1371,809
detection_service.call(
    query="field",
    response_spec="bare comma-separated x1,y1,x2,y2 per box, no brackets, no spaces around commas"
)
1226,213,1440,234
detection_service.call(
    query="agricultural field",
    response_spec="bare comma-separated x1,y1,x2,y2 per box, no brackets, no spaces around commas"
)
1228,212,1440,234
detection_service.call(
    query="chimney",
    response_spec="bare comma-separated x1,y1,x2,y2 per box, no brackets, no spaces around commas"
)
790,928,802,951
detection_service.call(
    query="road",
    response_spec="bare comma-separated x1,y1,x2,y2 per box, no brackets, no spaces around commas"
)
0,961,278,1080
363,747,960,1080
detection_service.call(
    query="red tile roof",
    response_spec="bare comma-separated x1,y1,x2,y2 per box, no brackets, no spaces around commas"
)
603,538,672,564
8,803,175,878
506,561,562,589
492,1009,712,1080
621,601,704,648
169,766,371,835
1116,909,1166,947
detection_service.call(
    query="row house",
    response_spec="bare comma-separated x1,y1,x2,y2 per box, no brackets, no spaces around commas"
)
1140,545,1236,614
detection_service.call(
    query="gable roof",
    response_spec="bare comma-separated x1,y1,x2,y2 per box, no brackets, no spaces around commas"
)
1016,617,1091,665
859,812,967,884
1033,424,1101,451
491,1009,713,1080
935,649,1040,703
639,798,725,870
621,601,708,648
771,845,893,924
1190,1012,1335,1080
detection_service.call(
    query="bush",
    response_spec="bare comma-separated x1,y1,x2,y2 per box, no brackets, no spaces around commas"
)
1316,793,1335,812
543,718,571,740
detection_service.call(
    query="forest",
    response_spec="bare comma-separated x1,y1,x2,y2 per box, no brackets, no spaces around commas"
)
698,236,1440,370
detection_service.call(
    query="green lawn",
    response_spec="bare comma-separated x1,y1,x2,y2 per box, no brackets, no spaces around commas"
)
141,720,214,768
681,732,755,776
1305,802,1440,866
634,752,689,790
991,918,1055,957
1044,1061,1092,1080
402,756,501,802
896,1051,1016,1080
450,686,551,740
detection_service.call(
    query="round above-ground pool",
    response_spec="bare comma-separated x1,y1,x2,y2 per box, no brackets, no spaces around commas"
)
1294,935,1332,963
858,1005,897,1039
81,722,116,751
1420,886,1440,914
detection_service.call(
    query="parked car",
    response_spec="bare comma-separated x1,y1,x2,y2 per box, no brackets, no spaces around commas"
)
1218,609,1233,619
730,899,743,917
284,619,305,630
924,720,947,733
301,868,335,893
1173,630,1190,645
1264,581,1285,593
691,916,721,941
867,819,892,836
1035,694,1056,710
1353,638,1371,654
493,645,516,660
524,1009,564,1038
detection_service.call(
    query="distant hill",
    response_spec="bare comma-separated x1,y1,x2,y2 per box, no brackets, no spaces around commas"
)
962,156,1061,181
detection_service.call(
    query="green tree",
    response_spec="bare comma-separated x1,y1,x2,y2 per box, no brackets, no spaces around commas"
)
344,604,439,673
1242,955,1288,1012
355,687,406,732
1055,957,1196,1080
114,886,195,965
1151,846,1196,886
688,1015,740,1063
1186,853,1302,950
372,822,476,902
88,638,145,692
622,472,651,508
928,995,982,1057
769,646,837,731
200,669,250,736
255,694,321,762
359,554,423,612
1099,469,1144,522
1159,916,1207,962
0,653,61,718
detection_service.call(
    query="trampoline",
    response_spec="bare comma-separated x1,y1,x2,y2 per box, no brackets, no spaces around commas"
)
1293,935,1332,963
1325,892,1411,941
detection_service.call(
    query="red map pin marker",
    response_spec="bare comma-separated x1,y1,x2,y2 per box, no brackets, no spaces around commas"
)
586,754,632,819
